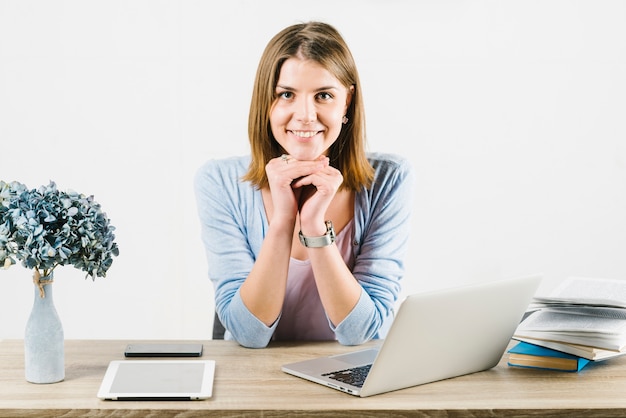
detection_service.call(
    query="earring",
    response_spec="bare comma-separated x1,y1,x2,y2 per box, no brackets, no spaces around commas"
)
342,115,349,124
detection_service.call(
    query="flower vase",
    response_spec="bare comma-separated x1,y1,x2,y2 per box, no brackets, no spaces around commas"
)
24,274,65,384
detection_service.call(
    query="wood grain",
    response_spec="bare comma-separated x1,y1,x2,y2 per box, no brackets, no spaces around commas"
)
1,339,626,417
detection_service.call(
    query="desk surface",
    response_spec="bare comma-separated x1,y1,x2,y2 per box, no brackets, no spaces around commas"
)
1,339,626,417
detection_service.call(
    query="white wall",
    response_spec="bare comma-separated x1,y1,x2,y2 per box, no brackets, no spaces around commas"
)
1,0,625,340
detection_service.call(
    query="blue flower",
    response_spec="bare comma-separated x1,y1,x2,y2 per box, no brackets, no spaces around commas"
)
0,180,119,282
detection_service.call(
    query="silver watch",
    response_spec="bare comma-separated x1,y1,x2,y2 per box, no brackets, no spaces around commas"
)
298,220,336,248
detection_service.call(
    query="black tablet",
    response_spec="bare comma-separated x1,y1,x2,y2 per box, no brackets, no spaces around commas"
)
124,343,203,357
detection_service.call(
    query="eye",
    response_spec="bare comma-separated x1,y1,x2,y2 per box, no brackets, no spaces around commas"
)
316,92,333,101
277,91,293,100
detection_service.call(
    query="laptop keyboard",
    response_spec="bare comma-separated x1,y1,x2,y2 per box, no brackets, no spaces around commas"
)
322,364,372,388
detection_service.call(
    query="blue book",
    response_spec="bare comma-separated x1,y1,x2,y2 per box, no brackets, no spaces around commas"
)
507,341,591,372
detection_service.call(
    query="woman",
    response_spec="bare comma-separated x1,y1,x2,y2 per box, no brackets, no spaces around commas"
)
194,21,414,348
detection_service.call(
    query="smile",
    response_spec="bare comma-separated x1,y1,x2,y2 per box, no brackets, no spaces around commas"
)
290,130,319,138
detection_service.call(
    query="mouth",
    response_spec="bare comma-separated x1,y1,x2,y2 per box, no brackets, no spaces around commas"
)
289,130,320,138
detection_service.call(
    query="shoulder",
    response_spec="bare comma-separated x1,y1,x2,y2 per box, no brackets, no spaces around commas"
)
194,155,251,187
196,155,250,176
358,152,415,208
366,152,414,184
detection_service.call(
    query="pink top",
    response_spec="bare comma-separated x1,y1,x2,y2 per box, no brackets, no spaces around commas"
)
272,220,356,341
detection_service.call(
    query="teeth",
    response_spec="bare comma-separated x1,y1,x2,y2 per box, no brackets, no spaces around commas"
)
292,131,317,138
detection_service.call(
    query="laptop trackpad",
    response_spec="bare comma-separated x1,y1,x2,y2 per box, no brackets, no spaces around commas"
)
330,348,379,366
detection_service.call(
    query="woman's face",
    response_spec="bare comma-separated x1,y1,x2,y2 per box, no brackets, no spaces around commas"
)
270,57,352,161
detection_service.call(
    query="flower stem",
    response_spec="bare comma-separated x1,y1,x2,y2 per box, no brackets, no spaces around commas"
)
32,268,54,298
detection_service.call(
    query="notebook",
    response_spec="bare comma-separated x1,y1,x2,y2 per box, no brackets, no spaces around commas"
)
97,360,215,400
282,274,542,397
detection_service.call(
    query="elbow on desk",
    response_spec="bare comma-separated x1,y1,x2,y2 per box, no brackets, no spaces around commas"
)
337,334,373,346
227,329,272,349
237,339,270,349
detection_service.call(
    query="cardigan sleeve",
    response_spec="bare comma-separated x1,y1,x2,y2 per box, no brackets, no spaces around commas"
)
331,154,415,345
193,157,277,348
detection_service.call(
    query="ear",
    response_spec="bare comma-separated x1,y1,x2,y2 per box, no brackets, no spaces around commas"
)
344,84,355,114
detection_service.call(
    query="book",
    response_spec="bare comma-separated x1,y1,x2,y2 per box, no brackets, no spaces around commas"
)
514,277,626,355
514,309,626,351
507,341,591,372
532,277,626,308
513,336,626,361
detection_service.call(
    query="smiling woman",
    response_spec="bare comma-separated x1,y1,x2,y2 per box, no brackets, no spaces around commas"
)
270,57,353,162
194,21,415,348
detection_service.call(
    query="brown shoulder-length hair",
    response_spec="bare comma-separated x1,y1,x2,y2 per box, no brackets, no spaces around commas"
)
241,21,374,191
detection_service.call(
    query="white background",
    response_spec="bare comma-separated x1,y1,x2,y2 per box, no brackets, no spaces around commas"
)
1,0,625,340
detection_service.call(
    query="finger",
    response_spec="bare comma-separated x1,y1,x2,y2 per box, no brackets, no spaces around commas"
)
280,159,330,180
292,166,342,190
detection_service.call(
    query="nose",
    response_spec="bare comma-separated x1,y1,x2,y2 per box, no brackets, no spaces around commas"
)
295,97,316,124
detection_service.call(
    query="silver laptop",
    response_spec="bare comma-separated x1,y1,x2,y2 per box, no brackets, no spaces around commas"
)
282,274,541,397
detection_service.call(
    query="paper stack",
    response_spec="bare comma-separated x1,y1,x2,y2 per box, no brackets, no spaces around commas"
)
513,276,626,361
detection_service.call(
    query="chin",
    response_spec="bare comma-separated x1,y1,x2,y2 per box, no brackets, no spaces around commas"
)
298,154,324,162
287,149,323,161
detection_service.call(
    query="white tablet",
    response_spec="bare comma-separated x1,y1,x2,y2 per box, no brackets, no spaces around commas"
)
97,360,215,400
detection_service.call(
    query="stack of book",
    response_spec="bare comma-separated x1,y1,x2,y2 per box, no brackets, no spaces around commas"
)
507,341,591,372
513,276,626,362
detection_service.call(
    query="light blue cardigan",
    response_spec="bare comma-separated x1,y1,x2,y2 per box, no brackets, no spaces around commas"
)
194,152,414,348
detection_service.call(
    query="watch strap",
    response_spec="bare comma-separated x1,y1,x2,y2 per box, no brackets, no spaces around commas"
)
298,220,336,248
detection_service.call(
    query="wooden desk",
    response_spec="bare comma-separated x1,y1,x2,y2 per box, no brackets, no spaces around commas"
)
1,339,626,417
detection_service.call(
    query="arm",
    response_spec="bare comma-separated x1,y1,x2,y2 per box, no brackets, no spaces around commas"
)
193,158,278,348
332,155,415,345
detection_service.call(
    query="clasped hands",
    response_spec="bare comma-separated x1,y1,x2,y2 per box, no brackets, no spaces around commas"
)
266,154,343,235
